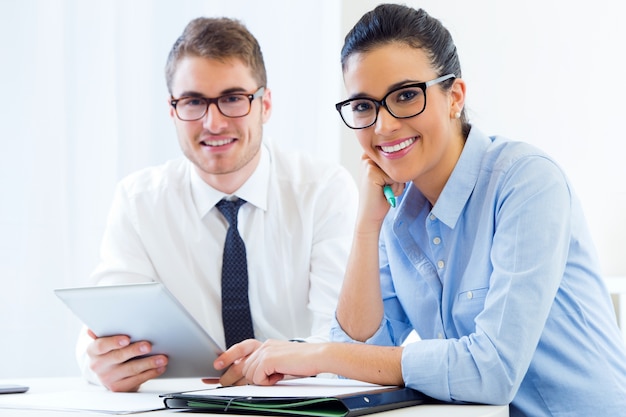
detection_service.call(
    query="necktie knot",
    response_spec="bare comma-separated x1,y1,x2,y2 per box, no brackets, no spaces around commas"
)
216,198,246,227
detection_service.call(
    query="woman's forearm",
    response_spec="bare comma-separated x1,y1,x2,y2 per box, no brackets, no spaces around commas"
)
319,342,404,386
336,225,385,341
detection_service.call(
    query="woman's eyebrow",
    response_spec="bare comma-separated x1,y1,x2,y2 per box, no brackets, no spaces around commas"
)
347,79,420,100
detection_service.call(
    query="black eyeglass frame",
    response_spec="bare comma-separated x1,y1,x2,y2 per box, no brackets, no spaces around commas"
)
170,86,266,121
335,74,456,130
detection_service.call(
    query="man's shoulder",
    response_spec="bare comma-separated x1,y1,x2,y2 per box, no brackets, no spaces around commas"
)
118,157,189,197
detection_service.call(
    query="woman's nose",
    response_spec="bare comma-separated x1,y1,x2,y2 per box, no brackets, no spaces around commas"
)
374,106,401,136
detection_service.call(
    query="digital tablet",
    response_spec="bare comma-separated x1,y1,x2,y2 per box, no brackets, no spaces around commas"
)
55,282,223,378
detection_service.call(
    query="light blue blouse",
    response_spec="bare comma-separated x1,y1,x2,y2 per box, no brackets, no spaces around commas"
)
331,127,626,417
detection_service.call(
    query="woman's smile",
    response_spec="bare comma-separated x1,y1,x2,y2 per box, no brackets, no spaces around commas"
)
377,136,418,159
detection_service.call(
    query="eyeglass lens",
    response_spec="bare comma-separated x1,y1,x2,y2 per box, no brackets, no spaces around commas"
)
175,94,254,120
339,85,426,129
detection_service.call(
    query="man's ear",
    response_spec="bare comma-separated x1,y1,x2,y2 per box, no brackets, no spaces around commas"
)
168,96,176,120
261,87,272,123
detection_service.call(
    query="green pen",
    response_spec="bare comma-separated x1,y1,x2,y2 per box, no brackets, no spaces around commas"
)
383,185,396,208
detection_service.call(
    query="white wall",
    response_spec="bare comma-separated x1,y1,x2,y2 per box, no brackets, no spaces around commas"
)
0,0,343,378
1,0,624,378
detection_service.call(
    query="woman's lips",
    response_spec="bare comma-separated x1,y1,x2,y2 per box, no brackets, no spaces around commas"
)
378,137,418,159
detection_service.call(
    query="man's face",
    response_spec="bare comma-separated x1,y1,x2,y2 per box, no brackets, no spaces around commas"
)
169,55,271,191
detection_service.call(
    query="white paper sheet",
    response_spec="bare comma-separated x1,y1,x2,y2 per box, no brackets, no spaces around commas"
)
173,377,391,398
0,390,164,414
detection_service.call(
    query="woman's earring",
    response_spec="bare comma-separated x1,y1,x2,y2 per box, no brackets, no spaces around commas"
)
454,111,461,119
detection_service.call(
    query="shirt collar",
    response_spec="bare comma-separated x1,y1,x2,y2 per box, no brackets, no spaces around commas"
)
431,126,490,229
190,142,270,217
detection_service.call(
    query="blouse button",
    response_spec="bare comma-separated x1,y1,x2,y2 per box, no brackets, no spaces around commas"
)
433,237,441,245
466,291,473,299
437,260,445,269
429,214,436,221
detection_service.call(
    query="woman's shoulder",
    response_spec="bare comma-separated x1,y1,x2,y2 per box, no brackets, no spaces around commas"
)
481,132,559,175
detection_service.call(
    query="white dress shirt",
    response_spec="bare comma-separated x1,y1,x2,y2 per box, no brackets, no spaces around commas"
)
77,139,358,379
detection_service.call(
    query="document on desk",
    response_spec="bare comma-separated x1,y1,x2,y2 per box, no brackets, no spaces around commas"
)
161,377,432,416
0,390,165,414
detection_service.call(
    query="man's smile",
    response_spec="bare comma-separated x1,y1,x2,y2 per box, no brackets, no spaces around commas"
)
200,137,237,147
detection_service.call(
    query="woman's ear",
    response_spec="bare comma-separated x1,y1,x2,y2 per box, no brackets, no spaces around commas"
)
449,77,466,118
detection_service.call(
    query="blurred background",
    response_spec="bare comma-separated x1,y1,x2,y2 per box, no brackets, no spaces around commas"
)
1,0,624,378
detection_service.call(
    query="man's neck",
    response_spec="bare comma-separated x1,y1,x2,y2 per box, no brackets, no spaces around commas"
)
197,148,262,195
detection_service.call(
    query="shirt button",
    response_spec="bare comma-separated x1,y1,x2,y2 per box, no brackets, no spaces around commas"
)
437,333,444,339
466,291,473,299
437,260,445,269
430,214,436,221
433,237,441,245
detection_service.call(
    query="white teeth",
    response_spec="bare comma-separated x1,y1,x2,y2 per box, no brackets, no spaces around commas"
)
203,138,235,147
380,137,416,153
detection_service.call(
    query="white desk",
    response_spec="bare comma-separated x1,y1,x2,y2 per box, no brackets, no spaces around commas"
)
0,377,509,417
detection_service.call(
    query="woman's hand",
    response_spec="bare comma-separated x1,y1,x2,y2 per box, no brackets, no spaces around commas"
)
213,339,262,386
357,154,405,229
240,340,323,386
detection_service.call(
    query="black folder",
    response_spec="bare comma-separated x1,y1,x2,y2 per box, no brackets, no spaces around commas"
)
161,378,433,417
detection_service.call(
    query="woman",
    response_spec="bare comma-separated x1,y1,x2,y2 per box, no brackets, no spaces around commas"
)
219,4,626,416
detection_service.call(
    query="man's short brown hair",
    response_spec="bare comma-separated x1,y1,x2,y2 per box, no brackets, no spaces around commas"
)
165,17,267,94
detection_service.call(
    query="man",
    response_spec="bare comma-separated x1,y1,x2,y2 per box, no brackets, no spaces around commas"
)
77,17,357,392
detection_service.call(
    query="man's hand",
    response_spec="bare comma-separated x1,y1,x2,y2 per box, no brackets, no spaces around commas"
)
85,329,168,392
213,339,262,386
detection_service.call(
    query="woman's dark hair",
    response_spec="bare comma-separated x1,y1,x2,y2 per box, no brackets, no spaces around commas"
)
341,4,469,130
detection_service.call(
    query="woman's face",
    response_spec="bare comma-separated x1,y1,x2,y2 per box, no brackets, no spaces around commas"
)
342,43,465,197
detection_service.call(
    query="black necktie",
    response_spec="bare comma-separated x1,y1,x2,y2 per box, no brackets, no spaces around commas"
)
216,198,255,348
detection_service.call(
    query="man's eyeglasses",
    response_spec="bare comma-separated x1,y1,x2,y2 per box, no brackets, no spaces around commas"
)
335,74,456,130
170,87,265,121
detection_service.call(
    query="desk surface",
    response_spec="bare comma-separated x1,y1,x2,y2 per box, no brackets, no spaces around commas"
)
0,377,509,417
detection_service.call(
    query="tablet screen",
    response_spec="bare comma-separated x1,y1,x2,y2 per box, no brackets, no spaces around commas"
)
55,282,223,378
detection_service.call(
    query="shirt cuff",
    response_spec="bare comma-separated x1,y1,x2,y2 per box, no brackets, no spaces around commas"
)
329,315,391,345
401,339,451,401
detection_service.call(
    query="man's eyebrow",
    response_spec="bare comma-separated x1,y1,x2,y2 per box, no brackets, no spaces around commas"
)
221,87,249,95
176,87,249,98
177,91,204,98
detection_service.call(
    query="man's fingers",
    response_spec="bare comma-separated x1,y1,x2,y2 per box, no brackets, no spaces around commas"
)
218,359,247,386
87,335,131,356
103,365,167,392
97,355,168,392
108,341,152,364
88,338,168,384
